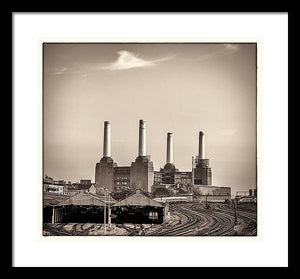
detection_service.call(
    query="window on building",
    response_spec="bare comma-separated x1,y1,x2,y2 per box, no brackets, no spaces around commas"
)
149,211,158,220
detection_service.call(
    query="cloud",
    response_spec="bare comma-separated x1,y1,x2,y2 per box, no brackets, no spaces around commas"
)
101,50,173,71
224,44,239,51
196,44,239,62
46,50,174,76
50,66,68,75
47,65,86,76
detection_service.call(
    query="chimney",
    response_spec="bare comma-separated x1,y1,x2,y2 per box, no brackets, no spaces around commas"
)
166,132,173,164
199,131,205,159
138,120,146,156
103,121,111,157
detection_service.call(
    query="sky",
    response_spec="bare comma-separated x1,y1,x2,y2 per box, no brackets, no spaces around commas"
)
43,43,257,194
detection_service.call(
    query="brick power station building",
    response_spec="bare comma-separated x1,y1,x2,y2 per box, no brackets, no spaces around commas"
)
95,120,153,193
95,120,226,195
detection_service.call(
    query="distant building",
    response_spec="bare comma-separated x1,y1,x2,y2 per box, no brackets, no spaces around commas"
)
95,120,154,194
193,185,231,202
236,191,249,197
68,180,93,192
44,175,54,184
153,171,162,185
153,131,212,191
114,166,131,192
46,184,65,195
152,185,170,198
80,179,91,186
192,132,212,185
249,188,257,196
56,180,66,185
174,171,192,186
93,121,231,199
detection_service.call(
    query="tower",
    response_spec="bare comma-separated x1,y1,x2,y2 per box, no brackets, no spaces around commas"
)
162,132,176,184
95,121,116,193
193,131,212,185
130,120,154,193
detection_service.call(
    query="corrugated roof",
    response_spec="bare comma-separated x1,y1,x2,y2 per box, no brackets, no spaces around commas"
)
88,192,117,204
57,191,106,207
112,190,164,208
43,192,70,206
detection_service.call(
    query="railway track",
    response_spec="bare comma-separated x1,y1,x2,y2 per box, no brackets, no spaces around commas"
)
44,223,99,236
43,203,257,236
148,202,256,236
213,204,257,236
43,223,73,236
188,204,235,236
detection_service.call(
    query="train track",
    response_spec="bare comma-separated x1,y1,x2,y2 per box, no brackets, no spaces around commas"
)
151,205,202,236
213,204,257,236
43,223,98,236
43,223,73,236
148,202,256,236
43,203,257,236
188,204,235,236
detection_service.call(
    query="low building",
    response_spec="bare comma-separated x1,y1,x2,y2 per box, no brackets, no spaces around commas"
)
153,171,162,185
174,171,192,186
152,186,170,198
80,179,92,186
112,189,165,224
45,184,65,195
193,185,231,202
73,182,91,192
44,175,54,184
44,191,108,224
236,191,249,197
249,188,257,196
114,166,131,191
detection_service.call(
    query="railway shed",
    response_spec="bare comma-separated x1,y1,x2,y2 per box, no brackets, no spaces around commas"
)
43,192,70,223
111,190,165,224
43,191,109,223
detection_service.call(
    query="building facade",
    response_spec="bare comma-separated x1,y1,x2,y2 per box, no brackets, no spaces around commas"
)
95,120,154,194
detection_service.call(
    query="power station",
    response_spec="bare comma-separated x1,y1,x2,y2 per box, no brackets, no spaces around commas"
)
95,120,215,194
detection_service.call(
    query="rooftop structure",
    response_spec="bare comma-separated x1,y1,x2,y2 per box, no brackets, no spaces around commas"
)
112,189,163,208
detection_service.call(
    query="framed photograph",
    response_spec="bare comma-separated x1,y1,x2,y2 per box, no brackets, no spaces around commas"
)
13,13,288,267
42,41,258,238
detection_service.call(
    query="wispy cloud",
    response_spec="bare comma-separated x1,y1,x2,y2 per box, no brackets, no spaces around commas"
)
101,50,174,71
46,50,174,76
50,66,68,75
196,44,239,62
224,44,239,51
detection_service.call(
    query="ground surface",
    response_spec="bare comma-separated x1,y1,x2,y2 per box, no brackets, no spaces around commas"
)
43,202,257,236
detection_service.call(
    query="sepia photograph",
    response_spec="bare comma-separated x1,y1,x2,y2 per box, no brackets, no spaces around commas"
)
42,42,257,237
12,12,289,268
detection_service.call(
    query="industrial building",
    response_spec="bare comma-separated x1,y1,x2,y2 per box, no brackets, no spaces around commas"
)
193,185,231,202
95,120,154,194
43,189,165,225
153,131,212,188
94,122,212,192
111,189,165,224
94,120,230,198
43,120,232,227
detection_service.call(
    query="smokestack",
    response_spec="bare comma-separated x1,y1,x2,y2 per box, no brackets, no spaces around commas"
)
199,131,205,159
138,120,146,156
166,132,173,164
103,121,111,157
